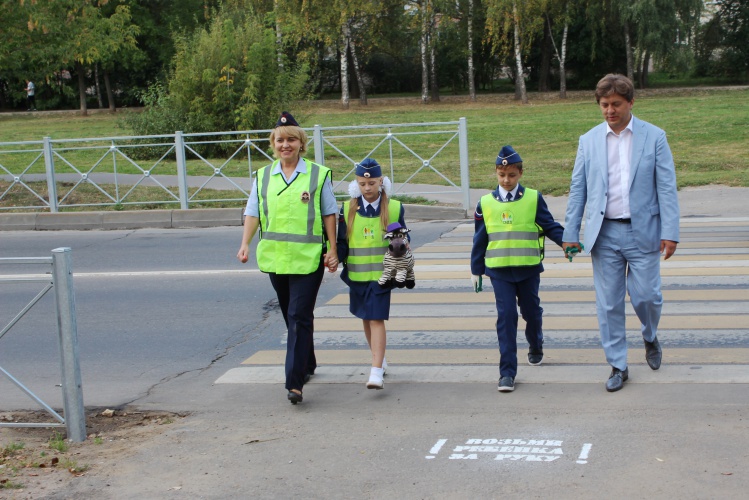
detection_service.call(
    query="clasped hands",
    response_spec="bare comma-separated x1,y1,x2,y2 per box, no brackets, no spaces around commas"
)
563,242,584,261
323,252,339,273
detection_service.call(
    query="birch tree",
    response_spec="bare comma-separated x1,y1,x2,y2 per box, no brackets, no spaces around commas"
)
486,0,543,104
467,0,477,101
420,0,430,103
543,0,571,98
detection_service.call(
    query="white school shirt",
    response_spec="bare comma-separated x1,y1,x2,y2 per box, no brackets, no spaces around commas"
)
362,195,381,214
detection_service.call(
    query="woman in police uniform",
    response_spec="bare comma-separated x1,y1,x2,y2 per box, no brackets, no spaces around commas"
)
237,111,338,405
336,158,408,390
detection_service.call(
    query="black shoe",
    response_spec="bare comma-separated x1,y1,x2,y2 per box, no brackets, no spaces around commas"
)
644,337,662,370
528,349,543,366
303,373,312,385
497,376,515,392
605,367,629,392
287,390,303,404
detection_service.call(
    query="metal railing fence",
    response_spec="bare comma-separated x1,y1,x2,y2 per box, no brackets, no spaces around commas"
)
0,248,86,442
0,119,470,213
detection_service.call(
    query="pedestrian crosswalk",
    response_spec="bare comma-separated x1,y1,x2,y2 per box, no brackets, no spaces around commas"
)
217,216,749,385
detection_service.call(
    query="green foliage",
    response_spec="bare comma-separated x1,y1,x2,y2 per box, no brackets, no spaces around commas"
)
127,7,310,137
122,82,185,136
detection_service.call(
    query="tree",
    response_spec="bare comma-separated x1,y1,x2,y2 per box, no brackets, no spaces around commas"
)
617,0,702,88
486,0,544,103
698,0,748,77
127,6,310,136
23,0,140,114
466,0,477,101
419,0,431,103
543,0,572,98
0,2,34,108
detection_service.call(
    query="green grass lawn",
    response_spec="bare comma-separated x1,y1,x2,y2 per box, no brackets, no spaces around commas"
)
1,88,747,207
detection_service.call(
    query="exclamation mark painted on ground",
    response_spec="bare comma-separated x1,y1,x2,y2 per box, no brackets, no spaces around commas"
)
577,443,592,464
426,439,447,459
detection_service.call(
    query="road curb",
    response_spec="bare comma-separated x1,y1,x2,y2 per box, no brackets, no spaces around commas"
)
0,204,467,231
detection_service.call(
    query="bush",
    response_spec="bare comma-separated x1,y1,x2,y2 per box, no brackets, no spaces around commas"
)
126,8,311,142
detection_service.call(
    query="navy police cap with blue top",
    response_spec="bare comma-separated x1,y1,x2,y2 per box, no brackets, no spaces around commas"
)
275,111,300,128
355,158,382,178
496,145,522,166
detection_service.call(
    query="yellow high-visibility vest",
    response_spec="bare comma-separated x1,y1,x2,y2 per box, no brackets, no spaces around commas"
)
343,199,401,282
481,189,544,268
256,159,330,274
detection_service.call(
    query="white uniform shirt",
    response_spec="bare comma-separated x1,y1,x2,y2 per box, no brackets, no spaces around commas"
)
243,157,337,217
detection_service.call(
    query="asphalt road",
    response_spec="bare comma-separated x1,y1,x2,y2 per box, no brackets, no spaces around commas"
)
0,221,458,408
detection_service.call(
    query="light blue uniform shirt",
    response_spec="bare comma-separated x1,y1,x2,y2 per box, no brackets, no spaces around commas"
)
243,157,337,217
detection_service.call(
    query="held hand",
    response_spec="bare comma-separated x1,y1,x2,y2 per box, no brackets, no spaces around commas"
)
660,240,677,260
323,252,339,273
471,275,483,293
563,242,583,262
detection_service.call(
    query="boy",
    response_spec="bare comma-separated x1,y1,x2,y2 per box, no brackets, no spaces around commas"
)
470,145,565,392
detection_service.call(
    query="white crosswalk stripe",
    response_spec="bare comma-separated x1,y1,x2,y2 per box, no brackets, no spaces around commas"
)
223,216,749,384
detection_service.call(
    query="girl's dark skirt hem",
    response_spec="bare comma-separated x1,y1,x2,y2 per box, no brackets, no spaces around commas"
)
345,278,392,321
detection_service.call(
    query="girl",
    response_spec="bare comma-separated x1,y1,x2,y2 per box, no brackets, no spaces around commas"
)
337,158,409,390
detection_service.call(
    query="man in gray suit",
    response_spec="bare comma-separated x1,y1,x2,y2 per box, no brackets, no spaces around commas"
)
562,74,680,392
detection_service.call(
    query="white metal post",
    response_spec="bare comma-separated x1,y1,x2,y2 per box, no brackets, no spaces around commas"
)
175,131,189,210
313,125,325,165
458,117,471,213
43,136,58,213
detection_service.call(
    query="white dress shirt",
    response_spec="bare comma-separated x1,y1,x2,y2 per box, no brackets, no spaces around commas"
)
604,118,634,219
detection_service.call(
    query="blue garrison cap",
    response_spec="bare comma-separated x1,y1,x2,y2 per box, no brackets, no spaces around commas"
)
355,158,382,178
275,111,300,128
496,145,522,166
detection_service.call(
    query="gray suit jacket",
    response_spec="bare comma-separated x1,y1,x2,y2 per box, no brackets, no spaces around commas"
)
563,116,680,253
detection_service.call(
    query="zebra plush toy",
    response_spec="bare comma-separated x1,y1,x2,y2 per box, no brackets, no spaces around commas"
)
379,222,415,289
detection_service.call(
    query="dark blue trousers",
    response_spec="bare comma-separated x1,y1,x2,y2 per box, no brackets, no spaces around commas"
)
490,274,543,378
269,261,324,392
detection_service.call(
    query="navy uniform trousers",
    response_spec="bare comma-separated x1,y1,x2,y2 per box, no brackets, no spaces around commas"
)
490,274,543,379
268,258,324,391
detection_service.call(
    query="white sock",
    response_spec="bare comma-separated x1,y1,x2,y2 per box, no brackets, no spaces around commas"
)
370,367,384,379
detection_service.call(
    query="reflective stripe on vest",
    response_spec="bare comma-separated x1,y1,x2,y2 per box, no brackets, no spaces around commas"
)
256,159,330,274
481,189,544,268
344,199,401,282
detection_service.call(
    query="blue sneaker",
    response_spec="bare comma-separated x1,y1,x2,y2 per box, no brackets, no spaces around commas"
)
497,376,515,392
